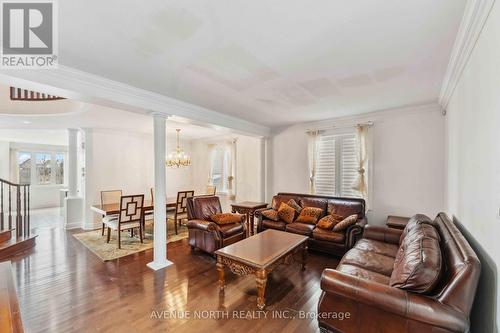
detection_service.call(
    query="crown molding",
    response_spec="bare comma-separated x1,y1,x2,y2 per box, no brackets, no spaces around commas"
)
0,65,270,137
439,0,496,109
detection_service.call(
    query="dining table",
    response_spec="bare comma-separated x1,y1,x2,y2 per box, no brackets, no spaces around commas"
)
90,197,178,229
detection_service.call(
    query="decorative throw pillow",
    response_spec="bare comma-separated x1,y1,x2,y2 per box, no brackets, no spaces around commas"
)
287,199,302,213
278,202,296,224
210,213,243,225
317,214,344,229
332,214,358,232
261,209,279,221
295,207,324,224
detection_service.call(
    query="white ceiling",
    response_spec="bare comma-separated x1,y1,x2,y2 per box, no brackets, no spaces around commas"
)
57,0,466,127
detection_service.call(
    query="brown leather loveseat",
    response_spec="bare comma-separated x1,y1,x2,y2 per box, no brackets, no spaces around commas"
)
318,213,481,333
186,196,246,255
256,193,366,256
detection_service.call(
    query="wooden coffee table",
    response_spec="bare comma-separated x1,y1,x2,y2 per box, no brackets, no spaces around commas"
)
215,229,308,309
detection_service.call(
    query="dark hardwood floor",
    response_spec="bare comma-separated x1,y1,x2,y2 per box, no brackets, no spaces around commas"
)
9,210,339,333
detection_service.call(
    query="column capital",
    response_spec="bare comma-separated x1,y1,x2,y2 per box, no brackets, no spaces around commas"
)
150,111,171,119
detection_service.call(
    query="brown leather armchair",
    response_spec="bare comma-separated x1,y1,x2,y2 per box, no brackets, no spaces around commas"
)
317,213,481,333
186,196,246,255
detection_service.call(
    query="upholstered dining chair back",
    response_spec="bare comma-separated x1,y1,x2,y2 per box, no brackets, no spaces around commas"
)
101,190,122,206
176,190,194,215
119,194,144,224
206,185,216,195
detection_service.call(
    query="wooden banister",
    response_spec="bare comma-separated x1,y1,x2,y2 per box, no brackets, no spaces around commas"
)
0,179,30,238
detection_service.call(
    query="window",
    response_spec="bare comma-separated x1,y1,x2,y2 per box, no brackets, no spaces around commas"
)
36,153,52,184
16,151,66,185
17,152,31,184
210,146,230,193
314,133,360,197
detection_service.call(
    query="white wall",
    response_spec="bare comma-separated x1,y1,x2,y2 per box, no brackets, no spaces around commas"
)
445,2,500,331
270,104,445,226
89,129,193,204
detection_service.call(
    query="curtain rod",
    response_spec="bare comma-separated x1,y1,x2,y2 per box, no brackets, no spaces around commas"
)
306,121,374,133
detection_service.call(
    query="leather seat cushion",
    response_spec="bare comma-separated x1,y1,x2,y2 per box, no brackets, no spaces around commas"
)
390,235,442,294
262,219,287,231
218,223,244,237
354,239,399,258
285,222,315,236
337,263,391,285
340,248,395,276
312,228,345,243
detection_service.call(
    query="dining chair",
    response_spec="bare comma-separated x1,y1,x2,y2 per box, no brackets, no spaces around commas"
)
104,194,144,249
100,190,122,236
167,190,194,234
206,185,216,195
144,188,155,221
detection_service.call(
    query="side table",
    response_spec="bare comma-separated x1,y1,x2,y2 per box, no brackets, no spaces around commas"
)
386,215,410,230
231,201,268,237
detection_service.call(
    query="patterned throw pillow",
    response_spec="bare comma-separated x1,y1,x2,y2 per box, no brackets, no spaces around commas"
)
295,207,324,224
210,213,243,225
261,209,279,221
317,214,344,229
332,214,358,232
287,199,302,213
278,202,296,224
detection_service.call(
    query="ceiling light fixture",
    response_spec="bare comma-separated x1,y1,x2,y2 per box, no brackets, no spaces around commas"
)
166,129,191,168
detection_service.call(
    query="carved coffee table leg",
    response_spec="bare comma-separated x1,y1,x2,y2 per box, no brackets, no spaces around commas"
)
216,256,225,292
256,268,267,309
301,244,308,271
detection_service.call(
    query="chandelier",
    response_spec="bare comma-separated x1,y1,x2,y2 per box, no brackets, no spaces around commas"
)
167,129,191,168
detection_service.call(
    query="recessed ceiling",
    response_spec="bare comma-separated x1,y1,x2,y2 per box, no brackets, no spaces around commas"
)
59,0,466,127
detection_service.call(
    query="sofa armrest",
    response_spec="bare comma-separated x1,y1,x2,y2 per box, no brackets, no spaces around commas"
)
186,219,223,241
345,217,367,248
256,208,272,232
320,269,468,332
362,225,402,245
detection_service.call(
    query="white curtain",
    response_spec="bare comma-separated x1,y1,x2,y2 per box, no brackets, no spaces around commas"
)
307,130,320,194
207,143,216,185
351,124,369,203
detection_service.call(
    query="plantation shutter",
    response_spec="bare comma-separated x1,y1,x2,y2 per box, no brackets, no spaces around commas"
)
313,133,360,198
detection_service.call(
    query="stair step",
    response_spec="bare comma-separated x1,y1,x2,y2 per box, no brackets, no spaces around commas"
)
0,235,37,261
0,229,13,243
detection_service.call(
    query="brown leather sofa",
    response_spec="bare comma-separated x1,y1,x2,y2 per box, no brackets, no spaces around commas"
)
256,193,367,256
318,213,481,333
186,196,246,255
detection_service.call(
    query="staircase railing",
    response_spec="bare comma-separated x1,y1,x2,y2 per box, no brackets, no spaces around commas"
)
0,179,30,238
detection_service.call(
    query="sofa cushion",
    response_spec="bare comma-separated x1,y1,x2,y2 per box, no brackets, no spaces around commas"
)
328,199,365,219
287,199,303,213
211,213,243,225
272,195,300,210
261,209,279,221
295,207,324,224
332,214,358,232
312,228,345,243
400,214,434,244
340,248,395,276
261,219,287,231
354,239,399,258
300,198,328,217
278,202,296,223
403,223,440,246
218,223,245,237
337,263,391,285
390,236,442,294
285,222,315,236
316,214,343,229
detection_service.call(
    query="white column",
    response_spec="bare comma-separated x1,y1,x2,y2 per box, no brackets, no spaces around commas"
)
81,128,96,230
147,113,174,271
64,128,83,229
67,128,78,197
259,137,267,202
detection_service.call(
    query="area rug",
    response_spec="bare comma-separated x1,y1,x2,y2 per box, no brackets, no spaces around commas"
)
73,220,188,261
